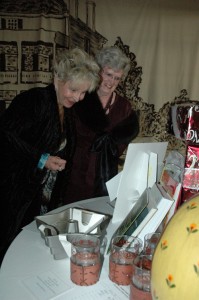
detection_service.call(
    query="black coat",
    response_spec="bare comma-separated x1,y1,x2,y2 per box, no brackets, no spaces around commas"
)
0,84,75,263
64,91,139,202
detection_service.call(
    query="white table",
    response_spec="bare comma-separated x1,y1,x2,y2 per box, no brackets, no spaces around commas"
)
0,196,130,300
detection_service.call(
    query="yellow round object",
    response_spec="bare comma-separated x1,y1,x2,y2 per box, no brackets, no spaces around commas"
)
151,195,199,300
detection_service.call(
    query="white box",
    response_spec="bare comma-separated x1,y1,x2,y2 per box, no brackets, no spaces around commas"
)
105,142,168,254
105,183,174,254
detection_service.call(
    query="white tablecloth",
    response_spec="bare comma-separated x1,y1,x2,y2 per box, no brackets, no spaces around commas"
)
0,196,130,300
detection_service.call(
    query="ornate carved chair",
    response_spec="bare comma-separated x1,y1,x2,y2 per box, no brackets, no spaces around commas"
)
115,37,198,159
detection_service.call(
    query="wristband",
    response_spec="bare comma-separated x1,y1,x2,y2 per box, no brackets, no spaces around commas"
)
37,153,50,169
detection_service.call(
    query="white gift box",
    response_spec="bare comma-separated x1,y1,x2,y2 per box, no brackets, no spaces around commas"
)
104,141,176,254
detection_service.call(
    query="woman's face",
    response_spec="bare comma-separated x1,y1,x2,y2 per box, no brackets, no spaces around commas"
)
54,78,90,108
98,66,123,96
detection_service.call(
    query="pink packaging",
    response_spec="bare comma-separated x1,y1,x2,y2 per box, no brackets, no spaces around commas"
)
181,144,199,203
186,105,199,144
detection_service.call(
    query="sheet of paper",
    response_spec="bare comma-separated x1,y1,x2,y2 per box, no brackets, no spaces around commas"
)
22,270,129,300
106,171,122,201
112,145,149,223
58,279,129,300
22,270,73,300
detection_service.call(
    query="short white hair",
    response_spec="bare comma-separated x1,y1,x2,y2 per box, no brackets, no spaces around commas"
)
95,46,130,78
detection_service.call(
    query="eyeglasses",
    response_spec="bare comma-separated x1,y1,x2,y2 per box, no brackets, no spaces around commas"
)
101,70,122,82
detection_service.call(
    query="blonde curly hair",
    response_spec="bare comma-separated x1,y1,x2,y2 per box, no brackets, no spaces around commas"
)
53,48,100,92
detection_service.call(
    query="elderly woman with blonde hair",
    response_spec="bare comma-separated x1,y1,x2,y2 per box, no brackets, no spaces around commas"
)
0,48,100,264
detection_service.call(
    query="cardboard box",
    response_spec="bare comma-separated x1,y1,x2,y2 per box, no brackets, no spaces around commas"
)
105,183,174,254
104,142,169,254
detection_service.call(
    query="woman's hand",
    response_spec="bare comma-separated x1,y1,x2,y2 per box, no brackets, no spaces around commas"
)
45,155,67,172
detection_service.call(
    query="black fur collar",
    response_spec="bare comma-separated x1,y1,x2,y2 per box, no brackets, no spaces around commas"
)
74,91,109,132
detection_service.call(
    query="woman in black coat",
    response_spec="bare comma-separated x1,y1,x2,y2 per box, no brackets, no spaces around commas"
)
64,46,139,203
0,48,100,264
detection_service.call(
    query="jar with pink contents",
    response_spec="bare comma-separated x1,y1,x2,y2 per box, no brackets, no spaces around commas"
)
70,234,101,286
130,254,152,300
109,235,143,285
